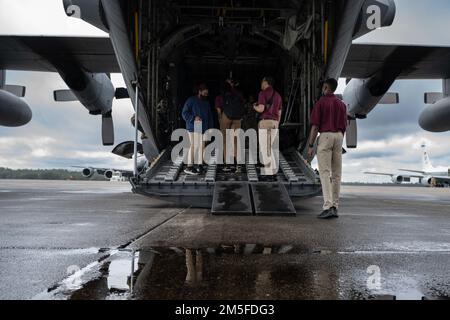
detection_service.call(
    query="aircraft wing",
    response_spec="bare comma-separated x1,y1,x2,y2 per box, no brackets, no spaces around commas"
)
364,172,424,179
364,172,394,177
398,169,426,175
0,36,120,73
342,43,450,79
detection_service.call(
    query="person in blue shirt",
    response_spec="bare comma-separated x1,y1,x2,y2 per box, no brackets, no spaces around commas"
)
182,83,214,175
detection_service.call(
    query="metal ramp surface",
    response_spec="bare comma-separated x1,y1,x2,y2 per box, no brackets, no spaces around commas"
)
211,182,296,216
211,182,253,216
250,183,296,216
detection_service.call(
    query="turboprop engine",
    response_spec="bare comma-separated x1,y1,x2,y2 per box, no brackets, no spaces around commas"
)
0,89,32,127
420,97,450,132
0,70,32,127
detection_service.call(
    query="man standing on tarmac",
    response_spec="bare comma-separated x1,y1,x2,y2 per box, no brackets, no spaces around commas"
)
308,78,347,219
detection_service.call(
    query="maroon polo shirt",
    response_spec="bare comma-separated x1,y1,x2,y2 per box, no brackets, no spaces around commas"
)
258,87,282,121
310,94,348,134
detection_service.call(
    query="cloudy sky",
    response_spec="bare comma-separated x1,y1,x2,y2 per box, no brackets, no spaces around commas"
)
1,0,450,182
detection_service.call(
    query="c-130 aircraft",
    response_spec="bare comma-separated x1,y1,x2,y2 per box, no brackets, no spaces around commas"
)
1,0,449,214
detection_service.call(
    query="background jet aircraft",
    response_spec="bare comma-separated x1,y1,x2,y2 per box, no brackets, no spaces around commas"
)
74,141,148,179
365,144,450,187
73,166,133,180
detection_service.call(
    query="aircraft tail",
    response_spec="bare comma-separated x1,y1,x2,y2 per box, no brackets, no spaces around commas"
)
421,143,435,172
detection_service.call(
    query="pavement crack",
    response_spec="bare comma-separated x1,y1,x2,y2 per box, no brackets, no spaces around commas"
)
117,207,190,249
32,207,190,300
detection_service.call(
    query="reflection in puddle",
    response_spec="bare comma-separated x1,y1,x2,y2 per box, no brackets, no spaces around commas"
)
107,252,139,292
50,244,450,301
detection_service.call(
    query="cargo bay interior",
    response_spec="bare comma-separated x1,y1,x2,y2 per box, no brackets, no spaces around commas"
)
129,0,334,150
125,0,339,211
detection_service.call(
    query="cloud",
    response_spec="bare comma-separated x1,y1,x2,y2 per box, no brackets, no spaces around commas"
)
0,0,106,36
0,71,135,170
358,0,450,46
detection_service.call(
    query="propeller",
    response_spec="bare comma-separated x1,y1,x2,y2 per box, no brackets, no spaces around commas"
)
53,87,129,146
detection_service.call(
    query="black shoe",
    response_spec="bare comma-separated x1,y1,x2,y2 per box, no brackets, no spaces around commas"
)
184,167,200,176
317,209,333,219
331,207,339,218
197,165,206,175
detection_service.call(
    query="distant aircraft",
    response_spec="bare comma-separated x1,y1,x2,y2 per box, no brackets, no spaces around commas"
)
72,166,132,180
74,141,147,180
365,144,450,187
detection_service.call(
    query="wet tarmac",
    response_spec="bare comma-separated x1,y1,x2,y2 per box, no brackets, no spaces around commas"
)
0,180,449,300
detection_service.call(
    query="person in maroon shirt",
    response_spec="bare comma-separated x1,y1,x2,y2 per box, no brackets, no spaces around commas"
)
254,76,283,176
308,78,347,219
254,76,283,122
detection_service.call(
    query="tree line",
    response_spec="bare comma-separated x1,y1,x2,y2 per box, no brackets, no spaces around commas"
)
0,167,106,180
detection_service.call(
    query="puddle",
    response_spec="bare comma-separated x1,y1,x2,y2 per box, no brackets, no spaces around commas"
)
107,253,139,292
369,276,429,300
39,244,450,300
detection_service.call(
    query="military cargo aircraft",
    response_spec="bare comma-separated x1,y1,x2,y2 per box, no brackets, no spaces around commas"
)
1,0,449,213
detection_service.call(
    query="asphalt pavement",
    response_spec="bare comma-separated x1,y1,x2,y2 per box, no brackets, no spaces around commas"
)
0,180,449,300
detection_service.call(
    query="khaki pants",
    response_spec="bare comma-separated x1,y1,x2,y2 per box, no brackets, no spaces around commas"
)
258,119,279,175
187,132,204,166
219,113,242,163
317,132,344,210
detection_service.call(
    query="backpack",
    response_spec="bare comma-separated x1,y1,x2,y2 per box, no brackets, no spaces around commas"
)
223,92,244,120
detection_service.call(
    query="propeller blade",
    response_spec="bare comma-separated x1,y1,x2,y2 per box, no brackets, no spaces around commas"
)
346,118,357,149
5,85,26,98
115,87,129,99
54,90,77,102
102,111,114,146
